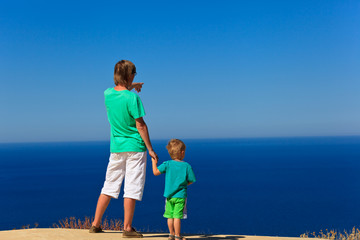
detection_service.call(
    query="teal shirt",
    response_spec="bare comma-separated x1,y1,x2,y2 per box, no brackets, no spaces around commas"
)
158,160,196,199
104,88,146,153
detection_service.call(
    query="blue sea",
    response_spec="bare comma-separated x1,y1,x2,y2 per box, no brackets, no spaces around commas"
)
1,136,360,237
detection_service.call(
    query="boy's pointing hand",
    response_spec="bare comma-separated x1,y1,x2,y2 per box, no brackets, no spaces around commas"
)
132,82,144,93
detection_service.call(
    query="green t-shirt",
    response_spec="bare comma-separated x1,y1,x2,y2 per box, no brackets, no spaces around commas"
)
104,88,146,153
158,160,196,199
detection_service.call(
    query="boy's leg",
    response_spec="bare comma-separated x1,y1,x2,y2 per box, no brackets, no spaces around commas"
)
92,153,127,228
124,197,136,231
167,218,175,236
122,152,147,232
174,218,181,237
92,194,111,227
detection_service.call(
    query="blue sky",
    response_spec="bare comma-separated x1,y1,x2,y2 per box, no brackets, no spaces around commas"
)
1,0,359,143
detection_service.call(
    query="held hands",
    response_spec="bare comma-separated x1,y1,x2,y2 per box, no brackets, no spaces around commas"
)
151,154,161,176
149,150,158,162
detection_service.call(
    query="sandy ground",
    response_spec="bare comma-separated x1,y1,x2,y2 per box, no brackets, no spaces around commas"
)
0,228,310,240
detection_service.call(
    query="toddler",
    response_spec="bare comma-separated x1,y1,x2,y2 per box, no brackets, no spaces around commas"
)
152,139,196,240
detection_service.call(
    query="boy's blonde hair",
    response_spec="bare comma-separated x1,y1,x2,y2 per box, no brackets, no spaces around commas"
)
114,60,136,86
166,139,186,160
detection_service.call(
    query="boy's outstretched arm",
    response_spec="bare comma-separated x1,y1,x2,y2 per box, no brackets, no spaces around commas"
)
129,82,144,92
151,158,161,176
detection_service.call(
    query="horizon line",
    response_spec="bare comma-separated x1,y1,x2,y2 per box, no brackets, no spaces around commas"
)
1,134,360,144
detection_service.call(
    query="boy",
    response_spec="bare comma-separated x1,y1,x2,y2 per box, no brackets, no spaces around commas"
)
90,60,158,238
151,139,196,240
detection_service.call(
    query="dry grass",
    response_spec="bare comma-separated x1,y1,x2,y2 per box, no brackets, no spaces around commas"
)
52,217,123,231
301,227,360,240
20,223,38,230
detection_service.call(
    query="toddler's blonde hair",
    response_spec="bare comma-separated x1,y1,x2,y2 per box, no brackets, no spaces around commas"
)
166,139,186,160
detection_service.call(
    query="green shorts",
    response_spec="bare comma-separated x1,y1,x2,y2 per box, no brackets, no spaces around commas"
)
163,198,186,219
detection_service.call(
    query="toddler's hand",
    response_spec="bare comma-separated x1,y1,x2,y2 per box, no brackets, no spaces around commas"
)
151,158,158,164
149,149,158,161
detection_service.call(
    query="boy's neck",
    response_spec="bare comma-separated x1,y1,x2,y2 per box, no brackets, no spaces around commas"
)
114,85,128,91
172,159,184,162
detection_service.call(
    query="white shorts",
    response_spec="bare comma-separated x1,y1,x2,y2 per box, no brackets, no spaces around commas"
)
101,152,147,201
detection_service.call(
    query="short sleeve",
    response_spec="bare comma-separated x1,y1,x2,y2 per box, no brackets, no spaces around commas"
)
157,161,168,174
128,94,146,119
187,165,196,183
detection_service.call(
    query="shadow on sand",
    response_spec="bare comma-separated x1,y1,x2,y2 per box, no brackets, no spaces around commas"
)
144,234,245,240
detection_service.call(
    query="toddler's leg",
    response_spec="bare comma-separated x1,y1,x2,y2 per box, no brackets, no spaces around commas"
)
174,218,181,238
167,218,175,237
